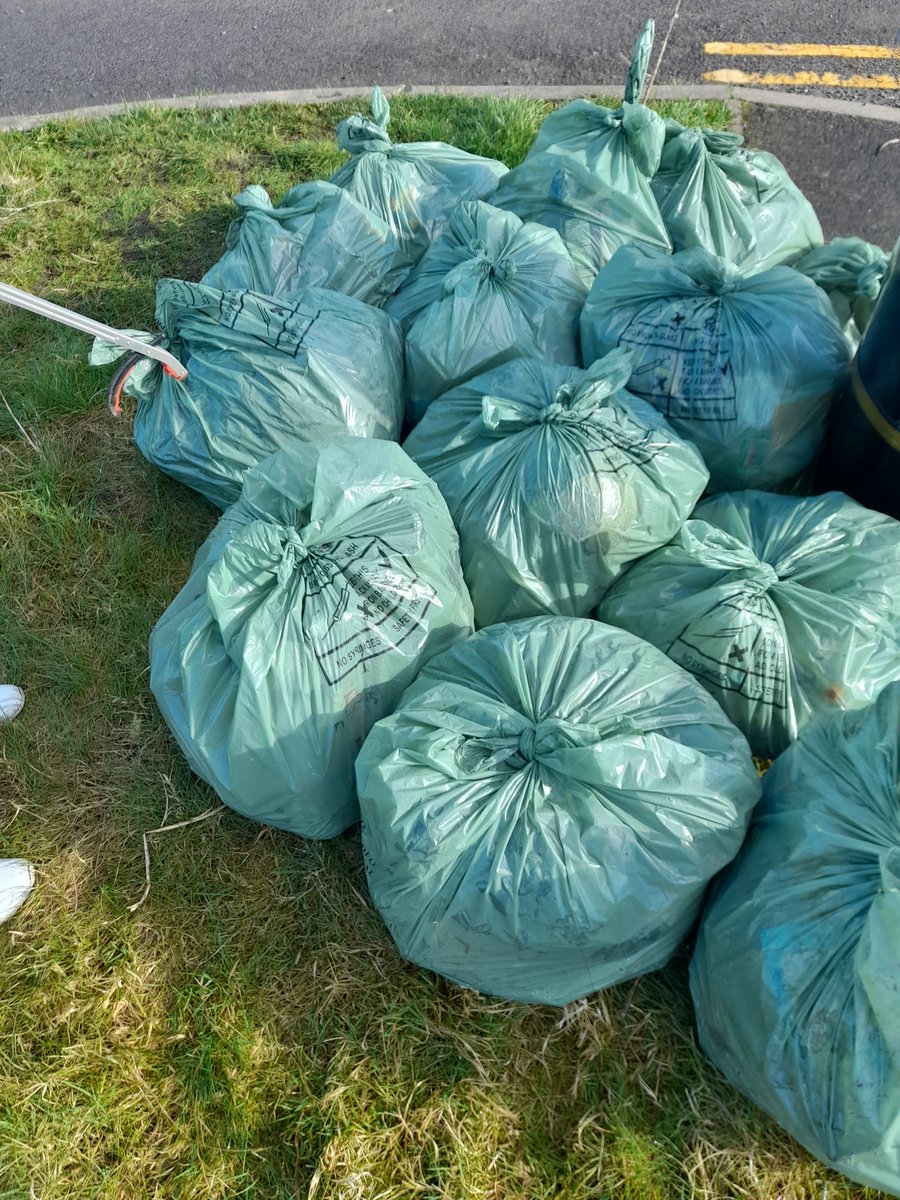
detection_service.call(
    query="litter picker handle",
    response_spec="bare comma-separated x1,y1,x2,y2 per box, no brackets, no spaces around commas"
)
0,281,188,380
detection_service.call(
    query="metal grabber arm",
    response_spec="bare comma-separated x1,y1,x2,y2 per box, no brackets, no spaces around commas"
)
0,281,188,380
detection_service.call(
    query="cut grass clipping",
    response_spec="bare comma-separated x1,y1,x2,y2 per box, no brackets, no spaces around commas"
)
0,96,882,1200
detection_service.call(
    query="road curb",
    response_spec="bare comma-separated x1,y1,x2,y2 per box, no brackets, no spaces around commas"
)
1,82,898,133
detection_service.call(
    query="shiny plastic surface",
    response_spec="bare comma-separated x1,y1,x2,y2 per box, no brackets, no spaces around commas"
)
202,181,406,307
651,123,823,271
794,235,888,349
691,683,900,1197
357,616,760,1006
817,238,900,517
403,348,708,626
150,438,474,839
580,246,850,492
600,489,900,758
330,87,507,269
490,22,671,285
387,200,585,425
90,279,404,510
0,685,24,722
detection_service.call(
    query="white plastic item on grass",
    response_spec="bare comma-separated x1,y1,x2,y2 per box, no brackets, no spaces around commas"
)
0,686,24,722
0,859,34,925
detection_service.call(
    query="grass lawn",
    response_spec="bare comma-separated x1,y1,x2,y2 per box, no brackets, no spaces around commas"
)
0,94,883,1200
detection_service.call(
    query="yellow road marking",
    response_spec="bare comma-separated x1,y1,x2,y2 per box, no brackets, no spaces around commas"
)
703,68,900,88
704,41,900,59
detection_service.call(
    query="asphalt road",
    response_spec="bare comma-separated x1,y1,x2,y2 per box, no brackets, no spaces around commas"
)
0,0,898,117
742,106,898,249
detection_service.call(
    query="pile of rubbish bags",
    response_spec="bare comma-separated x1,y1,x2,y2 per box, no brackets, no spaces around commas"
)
92,22,899,1196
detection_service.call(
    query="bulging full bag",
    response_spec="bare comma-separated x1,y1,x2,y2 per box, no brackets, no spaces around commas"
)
403,347,709,626
329,87,507,269
357,616,761,1006
580,246,850,492
600,489,900,758
490,21,671,285
690,683,900,1197
794,236,889,350
201,181,405,307
92,279,404,510
150,438,475,839
650,121,823,271
387,200,585,425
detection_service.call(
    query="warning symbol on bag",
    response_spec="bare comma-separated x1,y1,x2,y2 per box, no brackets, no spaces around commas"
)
619,300,737,422
304,536,439,685
666,591,788,709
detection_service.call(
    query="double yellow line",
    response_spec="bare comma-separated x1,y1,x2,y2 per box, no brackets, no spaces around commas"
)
703,41,900,89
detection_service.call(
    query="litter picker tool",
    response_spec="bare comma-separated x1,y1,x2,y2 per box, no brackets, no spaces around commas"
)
0,281,187,380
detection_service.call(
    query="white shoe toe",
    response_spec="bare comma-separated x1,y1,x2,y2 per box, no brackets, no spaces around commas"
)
0,859,34,924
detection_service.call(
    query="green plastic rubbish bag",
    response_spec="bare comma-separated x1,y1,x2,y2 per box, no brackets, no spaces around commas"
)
329,86,508,269
90,278,404,510
490,21,671,285
580,246,850,492
357,616,761,1006
150,438,475,839
201,181,406,307
650,121,823,271
386,200,585,425
403,348,709,626
600,489,900,759
794,236,889,350
690,683,900,1197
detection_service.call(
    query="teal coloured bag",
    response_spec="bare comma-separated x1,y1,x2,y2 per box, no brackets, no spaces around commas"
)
794,236,889,350
150,437,475,839
691,683,900,1196
357,616,760,1006
403,347,708,626
202,181,406,307
651,121,823,271
580,245,850,492
600,489,900,758
330,87,507,268
490,21,671,285
91,278,404,510
386,200,585,424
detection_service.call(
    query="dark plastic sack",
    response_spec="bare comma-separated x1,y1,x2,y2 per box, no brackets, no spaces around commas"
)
150,438,475,839
600,489,900,759
91,279,404,510
794,236,889,350
357,616,761,1006
490,21,671,285
330,86,508,269
651,122,823,271
386,200,585,425
201,181,406,307
403,347,709,626
816,236,900,520
580,246,850,492
691,682,900,1197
